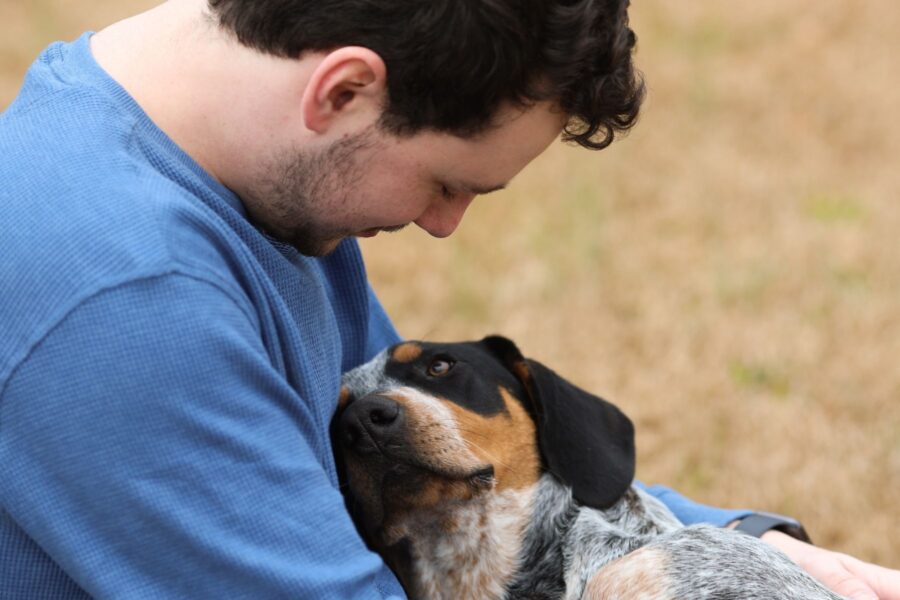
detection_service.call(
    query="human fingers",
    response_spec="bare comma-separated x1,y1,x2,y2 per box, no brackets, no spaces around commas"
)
838,553,900,600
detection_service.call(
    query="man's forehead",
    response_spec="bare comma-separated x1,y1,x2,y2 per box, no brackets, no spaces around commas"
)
410,102,565,186
478,100,566,154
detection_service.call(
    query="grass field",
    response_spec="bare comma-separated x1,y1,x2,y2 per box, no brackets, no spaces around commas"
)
3,1,897,566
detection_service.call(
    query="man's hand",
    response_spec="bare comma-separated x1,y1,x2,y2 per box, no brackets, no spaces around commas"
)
761,530,900,600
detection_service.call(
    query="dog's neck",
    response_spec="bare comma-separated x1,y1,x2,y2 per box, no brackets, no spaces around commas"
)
384,484,537,600
379,475,683,600
508,476,684,599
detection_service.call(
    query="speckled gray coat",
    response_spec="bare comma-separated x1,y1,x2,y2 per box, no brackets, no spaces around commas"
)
506,475,845,600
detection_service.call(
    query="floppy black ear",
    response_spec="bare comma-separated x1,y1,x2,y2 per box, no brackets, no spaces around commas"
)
481,335,635,509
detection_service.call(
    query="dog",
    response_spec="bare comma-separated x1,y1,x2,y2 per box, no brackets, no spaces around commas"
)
334,336,844,599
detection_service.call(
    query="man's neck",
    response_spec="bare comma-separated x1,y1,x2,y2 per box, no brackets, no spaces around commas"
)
88,0,310,191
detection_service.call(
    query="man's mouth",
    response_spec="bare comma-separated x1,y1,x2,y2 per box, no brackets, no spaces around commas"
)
356,228,380,238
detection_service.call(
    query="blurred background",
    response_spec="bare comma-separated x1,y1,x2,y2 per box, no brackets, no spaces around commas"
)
3,0,897,565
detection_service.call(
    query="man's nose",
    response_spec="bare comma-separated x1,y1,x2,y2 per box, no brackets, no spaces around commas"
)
414,193,476,238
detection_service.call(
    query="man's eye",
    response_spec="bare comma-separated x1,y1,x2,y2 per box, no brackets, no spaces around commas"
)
427,358,455,377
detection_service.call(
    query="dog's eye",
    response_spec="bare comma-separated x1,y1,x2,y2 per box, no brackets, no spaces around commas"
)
426,358,455,377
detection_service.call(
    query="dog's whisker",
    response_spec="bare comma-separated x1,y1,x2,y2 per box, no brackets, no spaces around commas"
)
451,427,493,441
458,437,514,472
428,418,494,441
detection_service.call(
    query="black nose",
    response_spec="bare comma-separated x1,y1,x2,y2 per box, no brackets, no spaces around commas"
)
339,394,403,454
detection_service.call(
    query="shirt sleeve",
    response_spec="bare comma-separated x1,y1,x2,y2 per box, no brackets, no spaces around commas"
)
0,273,405,599
634,481,753,527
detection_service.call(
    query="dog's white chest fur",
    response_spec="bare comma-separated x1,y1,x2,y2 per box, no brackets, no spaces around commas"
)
402,485,536,600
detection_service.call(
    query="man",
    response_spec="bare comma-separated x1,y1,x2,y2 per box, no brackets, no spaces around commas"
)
0,0,896,598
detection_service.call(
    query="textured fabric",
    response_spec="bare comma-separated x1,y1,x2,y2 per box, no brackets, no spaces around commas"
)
0,33,403,599
0,32,748,599
636,483,751,528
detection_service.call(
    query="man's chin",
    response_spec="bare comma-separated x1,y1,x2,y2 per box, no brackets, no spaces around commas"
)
288,235,346,258
288,225,407,257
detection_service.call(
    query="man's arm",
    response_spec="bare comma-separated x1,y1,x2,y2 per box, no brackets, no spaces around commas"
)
0,273,404,599
635,482,753,527
638,484,900,599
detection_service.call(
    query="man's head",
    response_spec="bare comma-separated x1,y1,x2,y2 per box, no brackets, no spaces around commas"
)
199,0,644,256
207,0,644,150
93,0,642,256
240,99,568,256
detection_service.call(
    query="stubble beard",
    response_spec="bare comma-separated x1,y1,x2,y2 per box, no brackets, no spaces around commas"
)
243,126,382,257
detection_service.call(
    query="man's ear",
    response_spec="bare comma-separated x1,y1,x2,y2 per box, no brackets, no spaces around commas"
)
481,335,636,509
301,47,387,134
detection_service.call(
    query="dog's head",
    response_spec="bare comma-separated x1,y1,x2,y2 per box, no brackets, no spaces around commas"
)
333,335,635,546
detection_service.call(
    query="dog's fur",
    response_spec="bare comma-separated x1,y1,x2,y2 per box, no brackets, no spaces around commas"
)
334,336,844,599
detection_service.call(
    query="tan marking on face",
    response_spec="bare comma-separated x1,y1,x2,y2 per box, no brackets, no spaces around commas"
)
378,474,484,547
391,342,423,363
394,477,475,509
338,386,352,409
384,388,487,477
583,547,675,600
442,386,540,492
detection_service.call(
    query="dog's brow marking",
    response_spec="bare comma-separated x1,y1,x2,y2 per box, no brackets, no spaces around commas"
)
391,342,423,363
337,386,352,409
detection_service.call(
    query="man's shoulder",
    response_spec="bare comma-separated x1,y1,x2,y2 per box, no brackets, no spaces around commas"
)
0,177,246,373
0,123,237,281
0,100,257,388
1,47,252,302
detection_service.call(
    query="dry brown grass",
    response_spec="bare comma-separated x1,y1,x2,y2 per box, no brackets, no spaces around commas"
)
3,0,897,566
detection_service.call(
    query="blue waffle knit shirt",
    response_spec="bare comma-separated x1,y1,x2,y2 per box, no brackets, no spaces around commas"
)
0,33,750,599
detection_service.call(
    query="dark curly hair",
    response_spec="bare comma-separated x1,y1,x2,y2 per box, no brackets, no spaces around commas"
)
207,0,644,149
